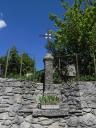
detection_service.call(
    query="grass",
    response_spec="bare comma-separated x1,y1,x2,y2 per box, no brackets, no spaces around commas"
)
39,95,60,105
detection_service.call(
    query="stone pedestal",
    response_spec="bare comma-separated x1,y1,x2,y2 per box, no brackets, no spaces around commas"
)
43,53,54,92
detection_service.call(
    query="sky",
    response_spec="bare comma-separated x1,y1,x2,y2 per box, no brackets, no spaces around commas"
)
0,0,73,70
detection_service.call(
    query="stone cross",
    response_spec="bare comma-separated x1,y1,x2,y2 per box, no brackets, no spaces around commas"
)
43,53,54,92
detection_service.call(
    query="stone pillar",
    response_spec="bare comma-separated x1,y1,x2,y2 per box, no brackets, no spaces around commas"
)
43,53,54,91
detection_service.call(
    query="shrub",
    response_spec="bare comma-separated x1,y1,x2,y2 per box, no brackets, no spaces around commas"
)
79,75,96,81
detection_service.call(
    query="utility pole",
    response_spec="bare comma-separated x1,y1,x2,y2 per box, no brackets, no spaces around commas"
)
33,56,36,81
59,58,61,71
0,64,2,77
5,49,10,78
76,53,79,81
93,54,96,76
20,53,23,80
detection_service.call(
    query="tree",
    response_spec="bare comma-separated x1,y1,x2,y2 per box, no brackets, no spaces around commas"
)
47,0,96,79
21,53,35,76
8,47,20,75
89,23,96,75
0,56,6,76
0,47,35,79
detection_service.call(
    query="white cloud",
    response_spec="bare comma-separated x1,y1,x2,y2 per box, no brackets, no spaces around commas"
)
0,19,7,29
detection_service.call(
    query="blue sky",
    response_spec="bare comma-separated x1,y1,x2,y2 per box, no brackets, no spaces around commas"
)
0,0,73,70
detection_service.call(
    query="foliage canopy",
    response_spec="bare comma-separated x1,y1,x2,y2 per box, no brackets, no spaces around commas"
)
47,0,96,80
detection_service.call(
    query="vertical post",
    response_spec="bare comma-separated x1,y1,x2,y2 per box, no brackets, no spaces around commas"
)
5,49,10,78
0,64,2,77
76,53,79,81
59,58,61,71
20,54,23,80
33,57,36,81
43,53,54,92
93,54,96,76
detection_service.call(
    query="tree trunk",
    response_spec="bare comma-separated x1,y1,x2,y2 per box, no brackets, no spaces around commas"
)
5,49,10,78
93,54,96,76
20,54,23,79
76,53,79,81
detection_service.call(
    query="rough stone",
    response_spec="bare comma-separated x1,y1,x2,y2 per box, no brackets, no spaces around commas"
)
38,117,49,122
0,112,9,120
25,115,32,123
40,119,54,126
11,124,19,128
13,116,24,125
80,113,96,126
48,122,60,128
4,120,12,126
68,116,79,127
20,121,31,128
32,124,44,128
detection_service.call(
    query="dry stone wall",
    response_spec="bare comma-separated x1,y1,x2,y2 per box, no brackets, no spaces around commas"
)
0,78,43,128
0,78,96,128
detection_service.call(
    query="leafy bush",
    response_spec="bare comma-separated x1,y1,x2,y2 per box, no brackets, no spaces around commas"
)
53,71,62,84
39,95,60,105
79,75,96,81
35,70,44,83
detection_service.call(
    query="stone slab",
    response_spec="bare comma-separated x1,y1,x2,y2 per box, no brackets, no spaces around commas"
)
33,109,69,117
